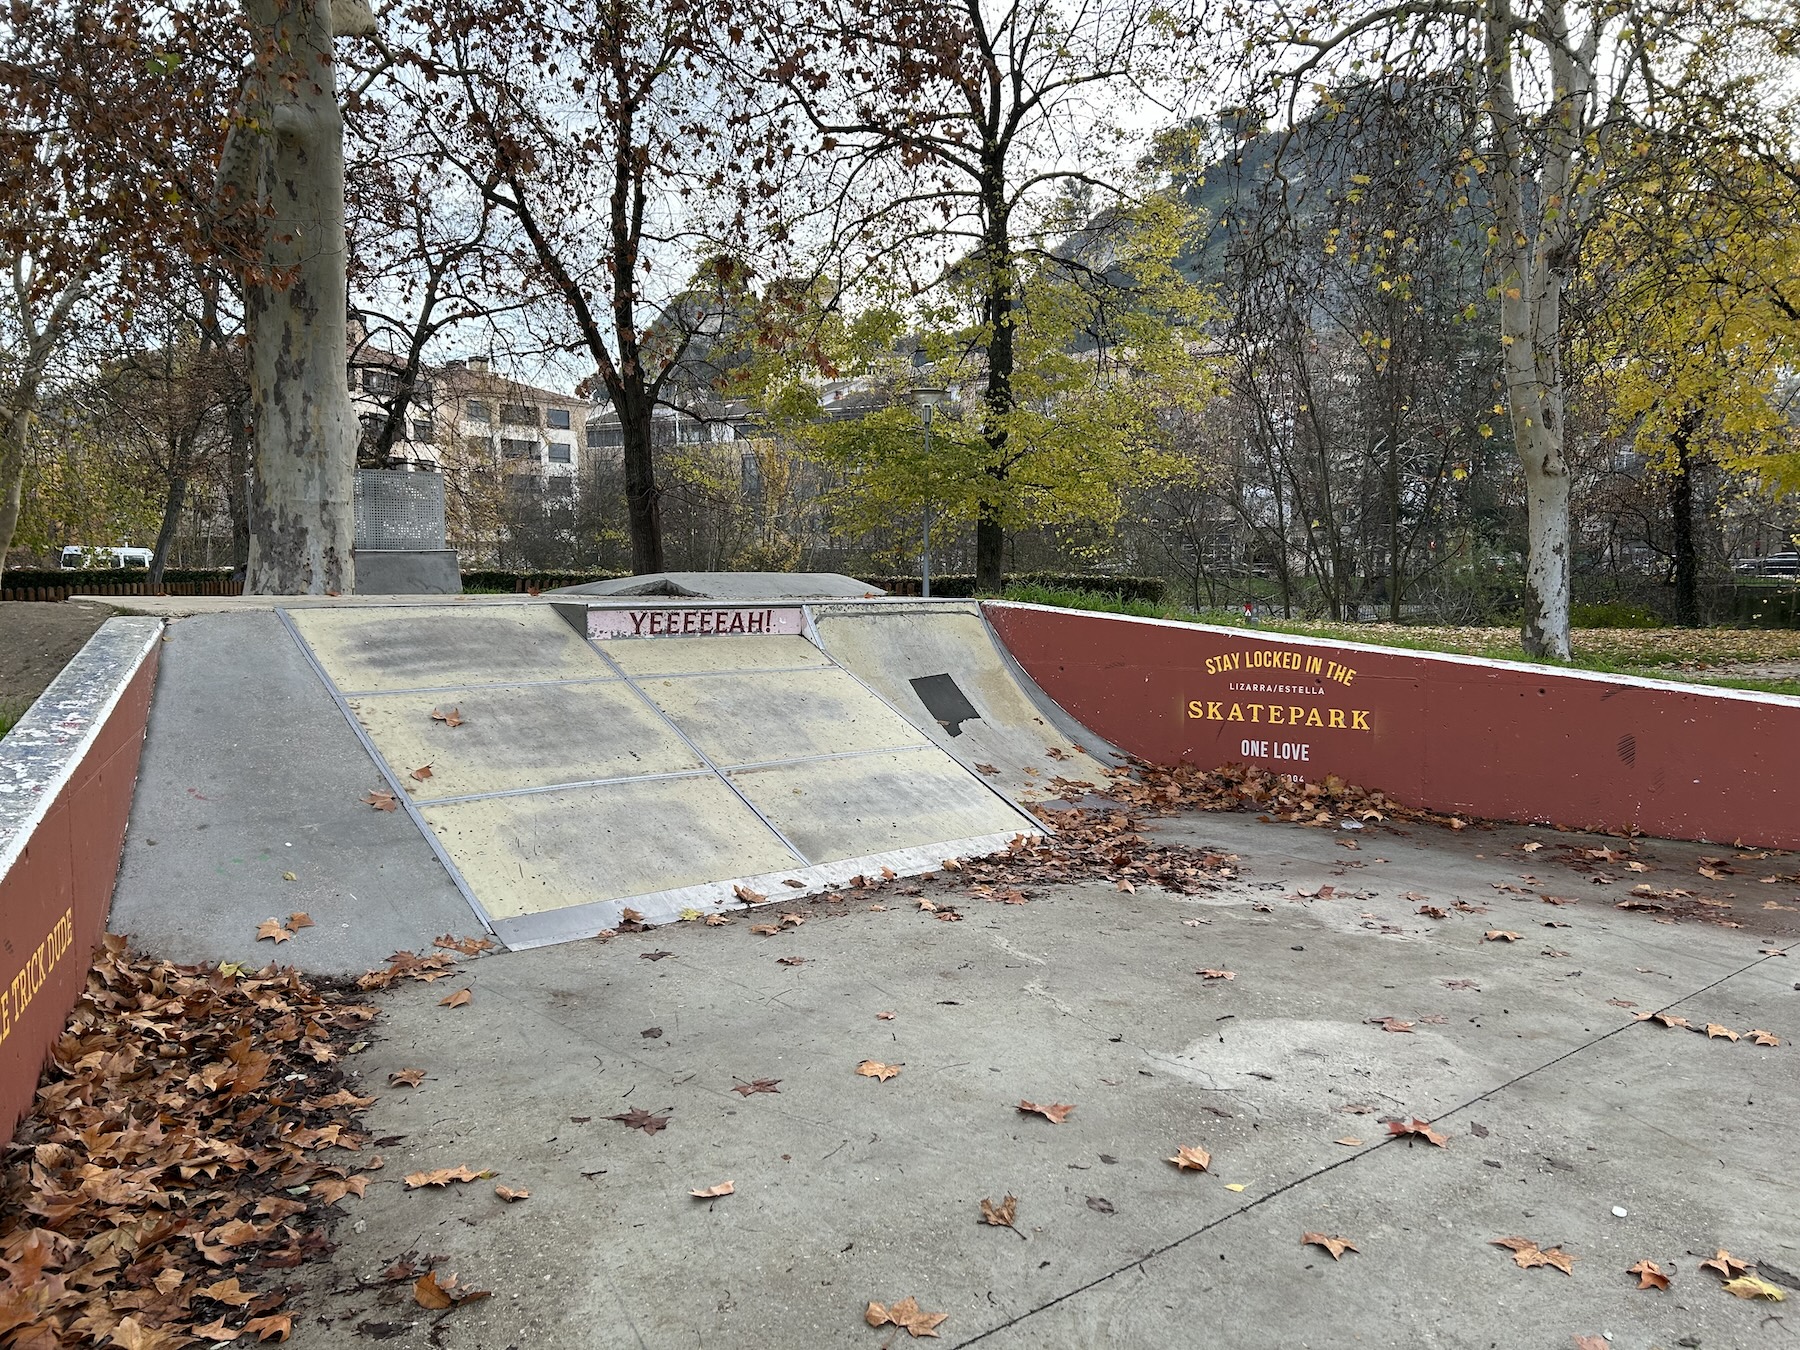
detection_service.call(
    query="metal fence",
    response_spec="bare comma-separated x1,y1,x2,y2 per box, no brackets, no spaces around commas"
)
354,469,446,551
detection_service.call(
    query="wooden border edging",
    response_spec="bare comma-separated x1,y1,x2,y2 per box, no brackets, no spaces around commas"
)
0,617,162,1140
982,601,1800,849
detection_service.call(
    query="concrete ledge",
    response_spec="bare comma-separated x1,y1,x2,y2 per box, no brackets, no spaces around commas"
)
353,549,462,595
0,617,161,1140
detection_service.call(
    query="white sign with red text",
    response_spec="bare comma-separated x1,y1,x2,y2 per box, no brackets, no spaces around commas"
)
587,606,808,640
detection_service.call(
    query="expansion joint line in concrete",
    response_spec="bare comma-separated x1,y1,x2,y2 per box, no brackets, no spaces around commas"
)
273,607,498,937
947,939,1797,1348
582,639,812,867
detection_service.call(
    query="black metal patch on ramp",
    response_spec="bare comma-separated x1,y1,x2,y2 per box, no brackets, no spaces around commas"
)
910,673,981,737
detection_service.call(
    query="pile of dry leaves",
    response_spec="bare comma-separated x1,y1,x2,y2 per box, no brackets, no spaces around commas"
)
1096,760,1465,829
0,935,380,1347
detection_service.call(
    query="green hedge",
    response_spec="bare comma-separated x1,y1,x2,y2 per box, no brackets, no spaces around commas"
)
458,568,630,593
3,566,237,589
863,572,1167,602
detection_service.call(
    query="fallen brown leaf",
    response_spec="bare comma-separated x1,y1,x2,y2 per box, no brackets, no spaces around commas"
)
199,1276,257,1307
1723,1275,1786,1301
1386,1118,1449,1147
876,1011,896,1020
403,1165,486,1188
609,1108,672,1134
1365,1016,1414,1034
1484,930,1521,942
438,988,472,1008
1491,1235,1575,1274
1166,1144,1211,1172
1749,1029,1780,1046
1196,967,1235,980
410,764,433,781
389,1068,426,1087
1018,1100,1074,1124
1704,1023,1740,1041
1302,1232,1359,1260
362,788,399,812
286,912,314,930
429,706,465,727
256,918,293,944
494,1185,530,1202
857,1060,902,1082
1699,1249,1752,1279
732,1079,781,1096
979,1195,1018,1227
865,1296,948,1338
690,1180,735,1198
1627,1258,1670,1290
243,1315,293,1343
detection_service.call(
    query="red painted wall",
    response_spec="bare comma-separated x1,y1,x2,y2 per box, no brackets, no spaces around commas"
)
985,602,1800,849
0,645,158,1141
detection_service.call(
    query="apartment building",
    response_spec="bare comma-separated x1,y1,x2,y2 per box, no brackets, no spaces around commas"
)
440,357,586,492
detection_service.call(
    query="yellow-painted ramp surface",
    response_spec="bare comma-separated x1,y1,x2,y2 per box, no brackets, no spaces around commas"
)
284,605,1035,948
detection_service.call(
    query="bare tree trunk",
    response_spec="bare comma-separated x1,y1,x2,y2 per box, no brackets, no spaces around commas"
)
149,476,187,586
620,392,665,575
0,267,91,586
233,0,368,594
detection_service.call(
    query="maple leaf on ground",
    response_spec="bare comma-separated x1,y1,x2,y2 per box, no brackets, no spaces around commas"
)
1386,1118,1449,1147
313,1174,370,1205
732,1079,781,1096
704,914,732,926
256,918,293,944
430,706,464,727
610,1107,672,1134
1365,1016,1413,1033
438,987,473,1008
1166,1145,1211,1172
362,788,399,812
1416,905,1448,919
1723,1276,1787,1301
413,1270,491,1310
433,933,494,955
866,1297,949,1338
287,912,314,930
409,764,433,781
857,1060,902,1082
1017,1100,1074,1124
1749,1029,1780,1046
495,1185,530,1202
192,1317,243,1342
1634,1011,1690,1029
750,923,781,936
244,1315,293,1342
199,1277,257,1306
1302,1232,1359,1260
1196,968,1235,980
403,1165,484,1188
389,1068,426,1087
1484,929,1521,942
734,884,766,904
690,1181,735,1198
974,763,1000,775
1627,1259,1670,1290
1491,1235,1575,1274
1703,1023,1740,1041
979,1195,1018,1228
1699,1250,1752,1279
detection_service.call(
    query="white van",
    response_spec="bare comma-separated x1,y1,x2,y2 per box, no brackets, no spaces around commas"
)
59,545,154,570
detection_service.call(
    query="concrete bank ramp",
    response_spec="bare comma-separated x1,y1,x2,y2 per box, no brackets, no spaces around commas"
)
810,601,1119,803
283,603,1036,949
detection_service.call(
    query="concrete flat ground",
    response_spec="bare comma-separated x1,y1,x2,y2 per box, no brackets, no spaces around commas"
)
296,808,1800,1349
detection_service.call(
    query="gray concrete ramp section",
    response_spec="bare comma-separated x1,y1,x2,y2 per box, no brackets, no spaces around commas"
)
288,604,601,692
108,612,477,975
811,602,1119,802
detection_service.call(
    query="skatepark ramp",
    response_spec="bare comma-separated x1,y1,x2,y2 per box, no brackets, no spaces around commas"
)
109,595,1104,960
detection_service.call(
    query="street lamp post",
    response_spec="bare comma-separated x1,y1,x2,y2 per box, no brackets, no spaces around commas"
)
912,386,946,598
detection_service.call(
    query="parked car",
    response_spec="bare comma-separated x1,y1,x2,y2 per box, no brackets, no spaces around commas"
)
59,545,154,570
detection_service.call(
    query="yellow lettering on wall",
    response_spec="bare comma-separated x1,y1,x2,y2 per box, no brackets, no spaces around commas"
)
0,907,75,1051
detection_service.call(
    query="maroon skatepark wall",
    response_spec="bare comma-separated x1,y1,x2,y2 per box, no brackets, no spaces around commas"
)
0,619,161,1142
984,601,1800,850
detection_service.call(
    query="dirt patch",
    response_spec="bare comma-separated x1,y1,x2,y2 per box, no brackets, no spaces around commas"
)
0,600,114,704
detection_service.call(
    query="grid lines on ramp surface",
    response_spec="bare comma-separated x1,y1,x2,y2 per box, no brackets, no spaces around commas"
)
283,604,1034,948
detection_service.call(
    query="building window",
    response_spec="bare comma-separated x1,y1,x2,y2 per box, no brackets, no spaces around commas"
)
362,368,398,394
678,418,705,443
547,442,572,463
500,403,536,426
547,408,571,430
587,424,623,449
500,438,536,460
358,412,385,438
411,419,435,442
466,399,490,420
